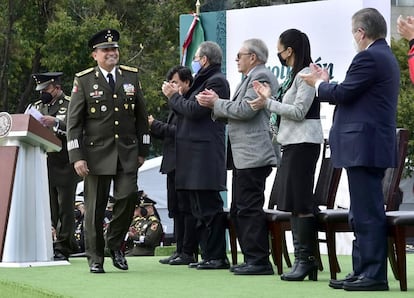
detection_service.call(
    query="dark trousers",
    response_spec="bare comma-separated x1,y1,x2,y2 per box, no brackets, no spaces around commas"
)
167,172,197,256
231,166,272,265
188,190,226,261
84,169,137,267
346,166,387,281
49,182,78,257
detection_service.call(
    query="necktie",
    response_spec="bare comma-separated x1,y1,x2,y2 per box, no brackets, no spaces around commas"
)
107,73,115,91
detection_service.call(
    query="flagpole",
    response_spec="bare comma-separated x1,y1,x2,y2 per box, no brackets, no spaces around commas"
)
196,0,201,16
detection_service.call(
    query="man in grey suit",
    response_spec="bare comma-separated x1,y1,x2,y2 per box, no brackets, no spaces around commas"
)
197,38,279,275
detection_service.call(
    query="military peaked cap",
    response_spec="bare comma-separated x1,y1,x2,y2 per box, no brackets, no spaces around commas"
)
88,29,120,50
32,72,63,91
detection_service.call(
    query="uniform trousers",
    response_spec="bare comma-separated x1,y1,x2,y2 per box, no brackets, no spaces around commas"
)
346,166,387,281
84,168,137,267
188,190,226,261
49,182,78,257
231,166,272,265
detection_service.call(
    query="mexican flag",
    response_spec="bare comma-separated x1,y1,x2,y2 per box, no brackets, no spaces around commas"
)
181,13,205,69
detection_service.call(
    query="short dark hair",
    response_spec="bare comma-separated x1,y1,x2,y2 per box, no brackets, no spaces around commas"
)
166,65,193,85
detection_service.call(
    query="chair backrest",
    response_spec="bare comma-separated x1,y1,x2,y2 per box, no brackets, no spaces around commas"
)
383,128,409,211
314,140,342,209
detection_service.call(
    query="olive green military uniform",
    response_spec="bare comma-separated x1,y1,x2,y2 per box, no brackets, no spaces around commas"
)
28,93,79,258
67,65,150,267
125,215,163,256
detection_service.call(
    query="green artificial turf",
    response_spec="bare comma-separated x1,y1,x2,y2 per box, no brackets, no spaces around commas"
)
0,253,413,298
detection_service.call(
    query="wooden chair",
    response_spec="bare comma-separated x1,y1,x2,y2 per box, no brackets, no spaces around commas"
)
266,140,342,274
317,128,409,280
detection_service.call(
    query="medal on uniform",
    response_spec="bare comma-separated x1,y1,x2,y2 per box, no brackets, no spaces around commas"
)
124,103,128,109
91,107,96,113
132,104,135,110
101,105,107,112
93,84,98,90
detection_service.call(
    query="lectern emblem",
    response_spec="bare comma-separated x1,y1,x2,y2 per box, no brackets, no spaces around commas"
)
0,112,12,138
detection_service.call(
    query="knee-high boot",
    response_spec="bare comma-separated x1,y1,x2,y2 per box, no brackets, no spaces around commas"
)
281,216,318,281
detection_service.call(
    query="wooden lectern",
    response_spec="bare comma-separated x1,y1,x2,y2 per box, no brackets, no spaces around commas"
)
0,114,66,267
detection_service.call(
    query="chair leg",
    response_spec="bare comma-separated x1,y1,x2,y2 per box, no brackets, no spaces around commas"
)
387,236,399,281
393,225,407,291
268,221,283,275
326,228,341,280
281,231,292,268
228,219,238,266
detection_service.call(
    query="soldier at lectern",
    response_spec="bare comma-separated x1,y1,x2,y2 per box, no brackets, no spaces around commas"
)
26,72,80,261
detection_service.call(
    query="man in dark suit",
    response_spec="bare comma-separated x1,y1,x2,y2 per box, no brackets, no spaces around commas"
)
28,72,80,261
301,8,400,291
67,29,150,273
196,39,279,275
149,65,198,265
162,41,230,269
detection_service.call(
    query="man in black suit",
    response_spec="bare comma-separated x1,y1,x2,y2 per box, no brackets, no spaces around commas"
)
301,8,399,291
149,65,198,265
162,41,230,269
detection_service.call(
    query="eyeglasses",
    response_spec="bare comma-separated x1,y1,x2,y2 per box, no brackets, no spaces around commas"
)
236,52,252,59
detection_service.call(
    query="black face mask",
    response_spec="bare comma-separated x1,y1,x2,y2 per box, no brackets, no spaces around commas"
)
40,92,53,104
277,52,288,67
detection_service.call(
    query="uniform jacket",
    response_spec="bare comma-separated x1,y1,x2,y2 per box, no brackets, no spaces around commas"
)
317,39,400,168
213,64,279,169
168,64,230,190
126,215,163,256
29,93,79,186
67,65,150,175
150,111,177,174
266,67,324,146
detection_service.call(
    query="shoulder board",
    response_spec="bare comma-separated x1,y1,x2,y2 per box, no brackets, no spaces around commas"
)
34,100,42,105
64,95,71,102
119,65,138,72
76,68,94,77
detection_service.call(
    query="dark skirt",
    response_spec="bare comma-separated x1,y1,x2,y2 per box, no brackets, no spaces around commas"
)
269,143,320,214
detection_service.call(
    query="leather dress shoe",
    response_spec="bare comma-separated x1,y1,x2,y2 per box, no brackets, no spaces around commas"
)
189,260,206,268
229,263,247,273
110,250,128,270
159,252,179,264
169,253,195,265
53,251,68,261
197,258,230,270
90,263,105,273
343,276,389,291
329,272,358,289
233,263,274,275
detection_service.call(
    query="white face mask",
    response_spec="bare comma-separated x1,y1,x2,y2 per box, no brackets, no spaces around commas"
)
353,37,361,53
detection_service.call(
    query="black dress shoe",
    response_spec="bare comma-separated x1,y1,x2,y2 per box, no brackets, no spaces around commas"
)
110,250,128,270
169,253,195,265
233,263,274,275
159,252,179,264
90,263,105,273
329,272,358,289
54,251,68,261
197,258,230,270
229,263,247,273
343,276,389,291
189,260,206,268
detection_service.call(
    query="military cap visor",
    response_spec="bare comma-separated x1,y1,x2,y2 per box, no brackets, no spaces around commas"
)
88,29,120,50
32,72,63,91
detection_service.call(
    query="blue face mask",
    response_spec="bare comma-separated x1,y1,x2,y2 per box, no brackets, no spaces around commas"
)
191,60,202,74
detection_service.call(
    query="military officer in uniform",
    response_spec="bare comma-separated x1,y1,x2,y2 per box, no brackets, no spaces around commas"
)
125,194,163,256
28,72,80,261
66,29,150,273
